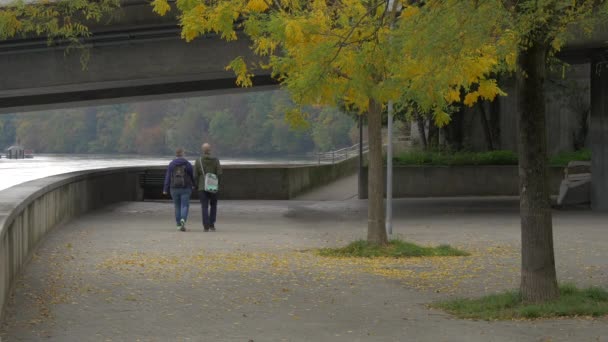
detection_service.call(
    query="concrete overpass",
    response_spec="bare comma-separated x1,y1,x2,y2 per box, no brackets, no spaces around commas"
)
0,1,607,114
0,0,277,114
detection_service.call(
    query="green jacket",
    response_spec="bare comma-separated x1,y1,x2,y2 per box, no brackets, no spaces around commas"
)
194,154,222,191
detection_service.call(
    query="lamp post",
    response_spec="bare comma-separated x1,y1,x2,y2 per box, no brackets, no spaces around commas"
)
385,0,400,237
358,114,364,199
386,100,394,236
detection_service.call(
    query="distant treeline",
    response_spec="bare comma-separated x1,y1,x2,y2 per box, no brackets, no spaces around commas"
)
0,91,358,156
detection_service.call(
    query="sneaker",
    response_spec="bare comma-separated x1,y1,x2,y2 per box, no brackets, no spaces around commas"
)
203,225,209,232
180,219,186,232
210,225,216,232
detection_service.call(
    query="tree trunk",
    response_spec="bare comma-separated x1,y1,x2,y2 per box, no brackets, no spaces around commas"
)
427,120,439,150
444,106,464,151
490,98,501,150
517,39,559,303
367,100,388,245
572,108,589,150
478,102,495,151
415,113,427,149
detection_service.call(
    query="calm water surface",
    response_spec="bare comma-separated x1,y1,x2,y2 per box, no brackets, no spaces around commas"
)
0,154,308,192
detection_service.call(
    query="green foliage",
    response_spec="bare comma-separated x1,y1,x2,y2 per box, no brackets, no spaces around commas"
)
435,284,608,320
0,115,16,148
394,150,518,166
311,108,354,152
393,149,591,166
209,110,241,148
549,149,591,166
1,91,355,156
317,239,469,258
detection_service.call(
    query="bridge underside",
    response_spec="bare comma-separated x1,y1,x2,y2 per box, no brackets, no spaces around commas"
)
0,73,278,115
0,1,607,114
0,1,277,114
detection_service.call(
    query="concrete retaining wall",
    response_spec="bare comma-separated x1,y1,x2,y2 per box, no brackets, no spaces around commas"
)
142,157,360,200
359,165,564,198
0,168,144,322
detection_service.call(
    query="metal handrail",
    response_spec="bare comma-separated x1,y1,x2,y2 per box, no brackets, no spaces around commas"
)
312,142,369,164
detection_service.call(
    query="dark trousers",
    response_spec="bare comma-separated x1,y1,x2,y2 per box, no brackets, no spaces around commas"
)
199,191,218,227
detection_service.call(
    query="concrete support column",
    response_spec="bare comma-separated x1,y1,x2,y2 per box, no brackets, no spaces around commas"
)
590,58,608,210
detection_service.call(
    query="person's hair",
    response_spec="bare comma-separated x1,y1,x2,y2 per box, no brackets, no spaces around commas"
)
202,143,211,154
175,148,184,157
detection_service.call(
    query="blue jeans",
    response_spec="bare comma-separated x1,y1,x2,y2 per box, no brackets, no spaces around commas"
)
199,191,218,227
170,187,192,225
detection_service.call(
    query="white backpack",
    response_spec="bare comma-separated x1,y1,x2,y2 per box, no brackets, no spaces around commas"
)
200,158,219,193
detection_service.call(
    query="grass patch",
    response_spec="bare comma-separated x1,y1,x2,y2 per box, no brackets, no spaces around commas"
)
549,149,591,166
317,239,469,258
393,150,518,166
393,149,591,167
435,284,608,320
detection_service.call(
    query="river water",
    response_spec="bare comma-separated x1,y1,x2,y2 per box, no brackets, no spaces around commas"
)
0,154,309,192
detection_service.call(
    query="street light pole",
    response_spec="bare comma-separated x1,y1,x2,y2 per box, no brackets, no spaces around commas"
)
386,100,394,236
385,0,399,237
358,114,364,199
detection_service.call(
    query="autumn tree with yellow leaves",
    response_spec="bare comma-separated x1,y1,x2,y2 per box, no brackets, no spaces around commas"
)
394,0,608,302
152,0,513,246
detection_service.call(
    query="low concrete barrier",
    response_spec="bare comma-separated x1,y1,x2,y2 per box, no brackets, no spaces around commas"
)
0,168,144,322
359,165,564,198
142,157,359,200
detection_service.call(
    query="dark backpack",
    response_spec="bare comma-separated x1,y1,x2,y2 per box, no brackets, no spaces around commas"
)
171,164,187,188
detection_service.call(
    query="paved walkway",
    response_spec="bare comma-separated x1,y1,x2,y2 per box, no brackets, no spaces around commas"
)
1,197,608,341
293,174,358,201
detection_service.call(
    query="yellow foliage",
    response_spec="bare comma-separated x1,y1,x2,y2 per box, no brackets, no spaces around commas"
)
254,37,279,56
463,92,479,107
285,108,310,129
151,0,171,16
246,0,269,12
226,57,253,87
445,88,461,103
477,79,504,101
181,4,207,42
284,20,307,46
434,109,451,127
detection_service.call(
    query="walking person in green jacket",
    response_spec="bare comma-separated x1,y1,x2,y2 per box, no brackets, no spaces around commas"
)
194,143,222,232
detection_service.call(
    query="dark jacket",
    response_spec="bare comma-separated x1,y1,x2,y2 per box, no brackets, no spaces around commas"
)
163,157,195,193
194,154,222,192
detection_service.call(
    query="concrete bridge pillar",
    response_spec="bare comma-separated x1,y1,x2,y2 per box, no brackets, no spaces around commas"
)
590,57,608,210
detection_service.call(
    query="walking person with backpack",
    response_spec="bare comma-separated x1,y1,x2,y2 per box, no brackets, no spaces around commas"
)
163,148,195,232
194,143,222,232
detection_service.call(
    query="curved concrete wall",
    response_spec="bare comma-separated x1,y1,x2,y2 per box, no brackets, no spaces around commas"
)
0,160,359,321
0,168,144,322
